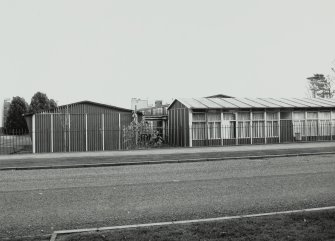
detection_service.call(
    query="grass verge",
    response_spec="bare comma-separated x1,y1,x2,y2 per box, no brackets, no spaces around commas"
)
56,209,335,241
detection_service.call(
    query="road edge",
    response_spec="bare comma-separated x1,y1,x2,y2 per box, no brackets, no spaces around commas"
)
1,151,335,171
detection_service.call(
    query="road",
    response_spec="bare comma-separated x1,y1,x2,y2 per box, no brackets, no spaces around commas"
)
1,154,335,240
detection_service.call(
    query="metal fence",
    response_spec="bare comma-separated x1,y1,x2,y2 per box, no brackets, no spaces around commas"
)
0,129,32,155
1,122,335,155
189,121,335,146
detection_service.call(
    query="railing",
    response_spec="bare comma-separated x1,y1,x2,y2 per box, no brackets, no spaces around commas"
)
0,129,32,155
188,122,334,146
1,122,335,154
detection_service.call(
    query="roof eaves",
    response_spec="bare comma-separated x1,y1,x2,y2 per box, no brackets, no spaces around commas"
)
243,98,267,108
268,98,295,107
281,98,310,107
293,98,322,107
314,98,335,106
253,98,281,108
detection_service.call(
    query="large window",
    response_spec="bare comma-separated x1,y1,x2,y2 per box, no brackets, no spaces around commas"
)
237,112,250,138
306,112,318,136
293,112,305,136
319,111,331,136
207,112,221,139
222,113,236,139
192,113,206,140
252,112,264,138
266,112,279,137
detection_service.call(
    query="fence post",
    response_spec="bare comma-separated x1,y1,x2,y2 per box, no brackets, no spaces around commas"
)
220,112,223,146
235,115,239,146
278,111,281,143
118,113,121,150
331,111,333,141
51,114,53,152
85,114,88,151
68,114,71,152
304,111,307,142
32,114,36,153
250,111,253,145
264,111,267,144
189,110,193,147
102,113,105,151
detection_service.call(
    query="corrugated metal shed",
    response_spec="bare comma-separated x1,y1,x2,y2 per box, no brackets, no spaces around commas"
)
24,101,135,153
169,97,335,109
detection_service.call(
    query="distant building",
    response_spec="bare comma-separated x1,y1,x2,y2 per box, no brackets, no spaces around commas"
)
138,100,169,142
2,98,11,128
131,98,151,110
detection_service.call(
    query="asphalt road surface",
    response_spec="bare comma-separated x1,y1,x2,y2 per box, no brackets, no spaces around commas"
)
1,154,335,240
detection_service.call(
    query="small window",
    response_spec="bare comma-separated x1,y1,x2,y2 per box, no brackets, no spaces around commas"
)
307,112,318,119
266,112,278,120
280,112,292,120
319,111,330,119
238,112,250,120
253,112,264,120
293,112,305,120
222,113,235,120
193,113,206,121
207,113,221,122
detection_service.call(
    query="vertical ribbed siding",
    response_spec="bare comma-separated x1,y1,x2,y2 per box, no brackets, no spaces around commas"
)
33,103,133,153
104,113,119,150
87,114,102,151
52,114,68,152
35,114,51,153
70,114,86,152
168,100,189,147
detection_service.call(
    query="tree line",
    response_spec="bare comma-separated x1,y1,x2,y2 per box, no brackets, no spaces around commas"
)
3,92,58,131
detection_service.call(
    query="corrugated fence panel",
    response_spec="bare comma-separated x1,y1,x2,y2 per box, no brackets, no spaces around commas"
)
35,114,51,153
87,114,103,151
104,113,120,151
53,114,68,153
70,114,86,152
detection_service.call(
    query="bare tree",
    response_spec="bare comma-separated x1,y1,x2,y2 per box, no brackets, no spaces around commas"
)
307,74,334,98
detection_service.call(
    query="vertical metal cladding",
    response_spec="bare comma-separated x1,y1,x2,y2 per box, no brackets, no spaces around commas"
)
35,114,51,153
104,113,120,150
33,102,133,153
168,100,189,147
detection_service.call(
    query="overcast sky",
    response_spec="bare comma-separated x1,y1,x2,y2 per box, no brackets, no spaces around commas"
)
1,0,335,124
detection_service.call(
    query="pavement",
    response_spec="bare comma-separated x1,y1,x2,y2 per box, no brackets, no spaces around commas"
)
1,153,335,239
0,142,335,170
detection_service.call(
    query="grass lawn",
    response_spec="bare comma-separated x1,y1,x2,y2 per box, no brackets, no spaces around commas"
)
56,209,335,241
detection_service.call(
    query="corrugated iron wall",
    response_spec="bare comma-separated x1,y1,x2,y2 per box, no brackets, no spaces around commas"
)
168,101,189,147
33,103,133,153
35,114,51,153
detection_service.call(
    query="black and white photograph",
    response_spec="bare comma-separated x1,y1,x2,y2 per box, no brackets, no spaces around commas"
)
0,1,335,240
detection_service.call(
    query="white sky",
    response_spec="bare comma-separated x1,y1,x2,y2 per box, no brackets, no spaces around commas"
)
1,0,335,125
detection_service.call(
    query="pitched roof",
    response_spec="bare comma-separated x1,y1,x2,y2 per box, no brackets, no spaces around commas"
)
168,97,335,110
23,100,133,116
